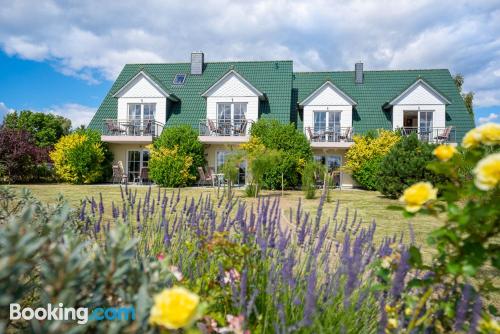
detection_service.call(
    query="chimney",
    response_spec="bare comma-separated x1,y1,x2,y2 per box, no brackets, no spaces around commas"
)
191,52,204,75
355,62,363,84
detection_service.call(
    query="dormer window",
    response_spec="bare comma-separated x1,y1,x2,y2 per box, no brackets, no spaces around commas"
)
173,73,186,85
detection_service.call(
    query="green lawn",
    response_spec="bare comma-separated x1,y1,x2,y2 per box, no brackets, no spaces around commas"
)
8,184,441,255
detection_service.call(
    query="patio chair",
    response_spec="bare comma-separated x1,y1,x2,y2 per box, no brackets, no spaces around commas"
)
117,161,128,184
134,167,149,185
142,120,153,136
111,165,121,183
105,120,126,135
233,120,247,136
434,126,452,143
197,167,215,186
307,127,322,142
338,127,352,141
208,119,223,136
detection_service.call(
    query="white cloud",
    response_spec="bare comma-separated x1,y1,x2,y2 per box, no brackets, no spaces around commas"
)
478,112,499,124
0,101,15,119
0,0,499,106
43,103,96,128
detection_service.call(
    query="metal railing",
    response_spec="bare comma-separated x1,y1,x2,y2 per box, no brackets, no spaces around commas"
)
199,119,254,136
306,127,354,142
102,119,164,137
398,127,456,143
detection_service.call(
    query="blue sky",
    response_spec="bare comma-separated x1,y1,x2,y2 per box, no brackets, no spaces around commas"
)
0,0,499,127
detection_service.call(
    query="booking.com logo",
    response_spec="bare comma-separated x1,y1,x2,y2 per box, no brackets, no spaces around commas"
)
10,303,135,324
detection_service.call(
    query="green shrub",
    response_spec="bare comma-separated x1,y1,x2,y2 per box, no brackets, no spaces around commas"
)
148,145,195,187
377,134,444,198
50,129,111,184
352,157,383,191
301,160,323,199
250,119,312,189
344,130,400,189
153,125,205,183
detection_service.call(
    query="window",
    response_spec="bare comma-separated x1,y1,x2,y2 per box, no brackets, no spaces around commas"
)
127,103,156,135
217,102,247,135
314,154,342,187
216,150,246,184
313,111,341,141
173,74,186,85
419,111,433,141
127,150,149,181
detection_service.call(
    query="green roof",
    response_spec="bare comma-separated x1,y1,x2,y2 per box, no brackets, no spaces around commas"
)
89,62,474,142
292,69,474,141
88,61,293,131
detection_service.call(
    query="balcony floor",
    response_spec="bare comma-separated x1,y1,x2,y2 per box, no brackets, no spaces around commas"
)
101,135,153,144
198,135,250,144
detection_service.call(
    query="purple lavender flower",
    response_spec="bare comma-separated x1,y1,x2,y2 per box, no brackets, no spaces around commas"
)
390,248,410,300
79,200,86,221
455,284,472,331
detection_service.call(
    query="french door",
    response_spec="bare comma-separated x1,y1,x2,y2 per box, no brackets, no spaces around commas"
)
127,150,150,181
313,111,341,141
217,103,247,135
419,111,433,141
128,103,156,135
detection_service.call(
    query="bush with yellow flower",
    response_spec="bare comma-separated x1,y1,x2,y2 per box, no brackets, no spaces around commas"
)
384,123,500,333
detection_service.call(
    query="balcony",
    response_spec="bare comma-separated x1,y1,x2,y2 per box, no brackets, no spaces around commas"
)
101,119,164,144
398,127,456,143
306,127,354,148
198,119,253,144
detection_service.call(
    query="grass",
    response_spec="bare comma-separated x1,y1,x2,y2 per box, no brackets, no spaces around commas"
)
8,183,441,255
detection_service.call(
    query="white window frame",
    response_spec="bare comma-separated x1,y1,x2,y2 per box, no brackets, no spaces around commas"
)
128,103,156,122
313,110,341,131
217,102,247,124
126,149,150,181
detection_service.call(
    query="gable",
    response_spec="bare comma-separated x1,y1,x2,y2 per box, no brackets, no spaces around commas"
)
115,72,167,98
391,80,450,105
203,70,263,97
300,81,356,106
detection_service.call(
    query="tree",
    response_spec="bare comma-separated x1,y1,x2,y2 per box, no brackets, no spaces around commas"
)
2,110,72,148
50,129,111,184
148,145,195,187
0,128,47,183
153,125,205,184
344,130,400,190
377,134,446,198
249,119,312,189
453,74,474,117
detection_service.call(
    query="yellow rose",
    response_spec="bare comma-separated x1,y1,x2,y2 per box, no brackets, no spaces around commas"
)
387,318,398,329
399,182,438,213
149,287,200,329
473,153,500,191
462,128,482,148
478,122,500,146
433,144,457,161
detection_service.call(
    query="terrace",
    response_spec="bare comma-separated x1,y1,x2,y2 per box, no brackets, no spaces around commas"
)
306,126,354,148
101,119,164,143
198,118,253,143
398,126,456,143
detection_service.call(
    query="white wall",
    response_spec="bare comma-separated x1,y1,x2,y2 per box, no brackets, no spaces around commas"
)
301,84,354,138
205,72,260,127
116,74,168,124
393,82,446,105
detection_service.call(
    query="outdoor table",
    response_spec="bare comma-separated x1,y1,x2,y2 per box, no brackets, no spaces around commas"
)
214,173,225,186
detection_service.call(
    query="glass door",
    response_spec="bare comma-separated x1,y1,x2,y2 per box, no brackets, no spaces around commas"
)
128,104,142,135
127,150,149,181
327,111,341,141
217,103,232,135
419,111,433,142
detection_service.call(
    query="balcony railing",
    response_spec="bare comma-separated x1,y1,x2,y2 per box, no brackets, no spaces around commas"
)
398,127,456,143
306,127,354,143
199,119,253,136
102,119,164,137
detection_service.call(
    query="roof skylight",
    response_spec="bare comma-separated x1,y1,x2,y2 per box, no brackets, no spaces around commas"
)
173,73,186,85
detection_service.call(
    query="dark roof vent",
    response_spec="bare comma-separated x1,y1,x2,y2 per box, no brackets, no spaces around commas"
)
355,62,364,84
191,52,204,75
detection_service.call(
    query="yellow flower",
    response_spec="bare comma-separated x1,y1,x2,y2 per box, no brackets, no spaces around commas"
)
399,182,438,213
462,128,482,148
478,122,500,146
387,318,398,329
462,123,500,148
473,153,500,191
149,287,200,329
433,144,457,161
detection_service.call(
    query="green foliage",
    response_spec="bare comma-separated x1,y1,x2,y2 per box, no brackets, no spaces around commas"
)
352,157,383,191
250,119,312,189
2,110,71,148
382,127,500,333
301,160,323,199
453,73,474,117
377,134,444,198
148,145,195,187
153,125,205,183
344,130,400,190
50,129,111,184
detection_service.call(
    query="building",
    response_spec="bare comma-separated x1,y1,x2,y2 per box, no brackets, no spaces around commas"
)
88,52,474,187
